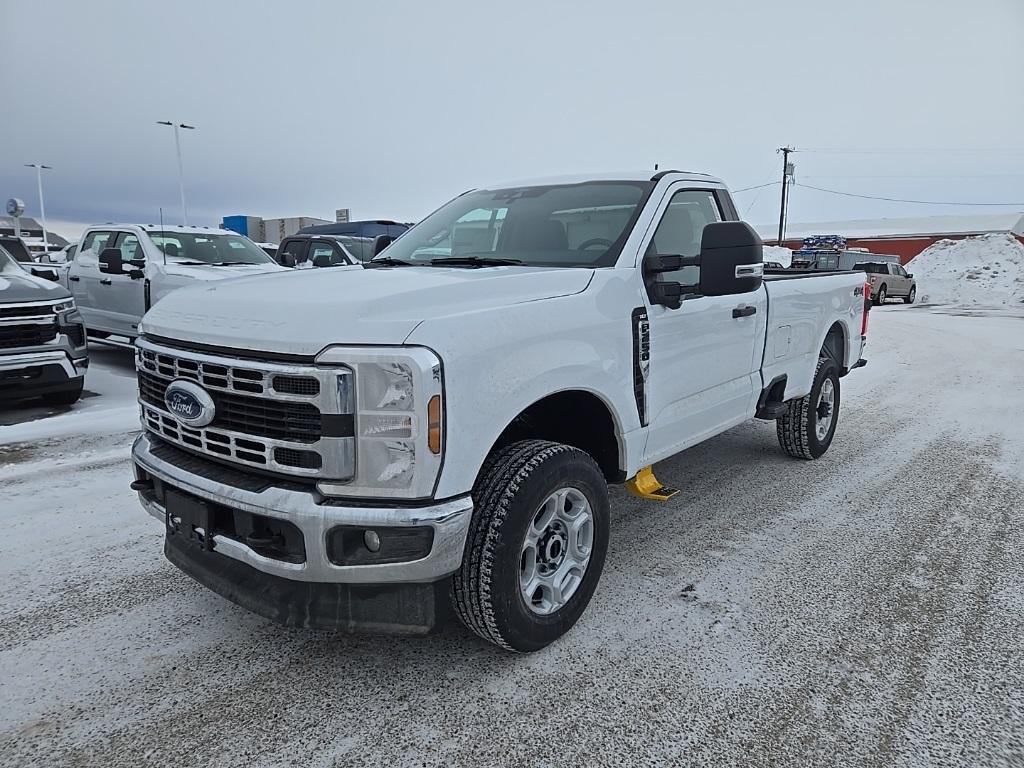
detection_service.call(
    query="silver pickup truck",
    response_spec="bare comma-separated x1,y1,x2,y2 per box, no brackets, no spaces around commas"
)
854,261,916,304
0,244,89,405
62,224,285,341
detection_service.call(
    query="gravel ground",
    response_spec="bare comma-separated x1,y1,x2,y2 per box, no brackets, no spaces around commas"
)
1,305,1023,767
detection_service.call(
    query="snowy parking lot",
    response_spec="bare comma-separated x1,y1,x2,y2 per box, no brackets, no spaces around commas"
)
2,300,1022,767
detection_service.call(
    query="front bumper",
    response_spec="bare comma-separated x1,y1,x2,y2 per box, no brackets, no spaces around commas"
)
132,433,473,586
0,347,88,399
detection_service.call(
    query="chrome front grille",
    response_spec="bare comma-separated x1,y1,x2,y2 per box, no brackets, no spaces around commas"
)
138,370,322,442
135,338,353,480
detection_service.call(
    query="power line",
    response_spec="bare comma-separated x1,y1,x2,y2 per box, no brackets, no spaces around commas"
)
732,181,781,193
799,147,1024,155
794,183,1024,207
801,173,1024,180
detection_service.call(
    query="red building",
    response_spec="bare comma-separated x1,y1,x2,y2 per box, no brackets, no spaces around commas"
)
759,213,1024,265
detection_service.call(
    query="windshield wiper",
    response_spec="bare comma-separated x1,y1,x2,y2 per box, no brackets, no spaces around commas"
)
210,261,256,266
427,256,523,268
365,257,415,267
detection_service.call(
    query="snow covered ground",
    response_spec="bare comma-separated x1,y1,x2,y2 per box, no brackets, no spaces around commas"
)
909,233,1024,308
1,304,1022,767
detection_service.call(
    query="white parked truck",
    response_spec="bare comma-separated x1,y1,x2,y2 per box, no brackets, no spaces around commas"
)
130,171,870,651
62,225,285,341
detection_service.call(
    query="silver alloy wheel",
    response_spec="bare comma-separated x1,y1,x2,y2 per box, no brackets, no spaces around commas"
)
815,377,835,441
519,487,595,615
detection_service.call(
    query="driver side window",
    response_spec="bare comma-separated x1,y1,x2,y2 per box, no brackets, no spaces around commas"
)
646,190,721,285
113,233,144,264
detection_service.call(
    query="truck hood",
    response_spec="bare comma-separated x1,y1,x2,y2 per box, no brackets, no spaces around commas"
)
158,261,285,281
141,266,594,355
0,271,72,303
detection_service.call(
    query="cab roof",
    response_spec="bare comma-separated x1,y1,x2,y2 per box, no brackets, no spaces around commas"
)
480,170,725,190
84,223,239,236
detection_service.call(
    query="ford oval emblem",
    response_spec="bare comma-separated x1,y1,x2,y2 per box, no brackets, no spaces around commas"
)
164,380,215,428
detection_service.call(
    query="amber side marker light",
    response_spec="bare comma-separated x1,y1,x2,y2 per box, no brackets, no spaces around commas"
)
428,395,443,454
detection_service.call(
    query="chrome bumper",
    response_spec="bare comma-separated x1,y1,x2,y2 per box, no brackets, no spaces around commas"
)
0,348,87,378
132,433,473,584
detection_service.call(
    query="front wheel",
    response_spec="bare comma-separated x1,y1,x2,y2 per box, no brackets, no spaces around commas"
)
904,285,916,304
777,358,841,460
42,380,84,406
452,440,610,652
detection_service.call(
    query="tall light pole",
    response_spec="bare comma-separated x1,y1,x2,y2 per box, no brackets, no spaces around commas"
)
157,121,196,226
776,146,795,246
24,164,52,254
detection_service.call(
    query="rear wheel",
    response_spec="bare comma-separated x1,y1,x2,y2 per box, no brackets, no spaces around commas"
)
904,285,916,304
875,285,887,305
777,358,840,460
452,440,610,652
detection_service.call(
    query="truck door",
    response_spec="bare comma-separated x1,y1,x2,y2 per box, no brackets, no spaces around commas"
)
69,230,114,331
103,232,148,336
641,188,766,462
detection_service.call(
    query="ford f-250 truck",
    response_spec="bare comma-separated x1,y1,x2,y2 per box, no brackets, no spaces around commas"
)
130,171,869,651
62,225,285,342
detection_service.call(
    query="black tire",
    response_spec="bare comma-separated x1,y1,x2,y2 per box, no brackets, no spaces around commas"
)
874,284,887,305
42,380,84,406
777,358,840,460
904,285,916,304
452,440,610,652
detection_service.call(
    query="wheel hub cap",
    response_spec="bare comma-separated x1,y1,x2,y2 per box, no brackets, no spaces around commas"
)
519,487,594,615
815,378,835,440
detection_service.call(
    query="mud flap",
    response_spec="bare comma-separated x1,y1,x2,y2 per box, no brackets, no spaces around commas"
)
625,466,679,501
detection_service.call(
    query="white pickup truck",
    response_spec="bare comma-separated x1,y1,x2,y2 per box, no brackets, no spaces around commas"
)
62,224,285,341
130,171,869,651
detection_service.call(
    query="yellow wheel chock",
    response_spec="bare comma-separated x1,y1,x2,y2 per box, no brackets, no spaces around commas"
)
625,466,679,501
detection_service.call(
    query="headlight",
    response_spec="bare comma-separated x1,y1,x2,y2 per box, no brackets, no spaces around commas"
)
315,346,444,500
52,299,75,314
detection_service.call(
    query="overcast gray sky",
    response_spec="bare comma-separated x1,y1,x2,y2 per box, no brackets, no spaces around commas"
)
2,0,1022,239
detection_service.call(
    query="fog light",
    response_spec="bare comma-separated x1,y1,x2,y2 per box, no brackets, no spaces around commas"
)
364,530,381,552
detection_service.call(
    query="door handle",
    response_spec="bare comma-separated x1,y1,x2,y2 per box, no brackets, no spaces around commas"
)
100,278,112,285
69,276,80,282
732,305,757,318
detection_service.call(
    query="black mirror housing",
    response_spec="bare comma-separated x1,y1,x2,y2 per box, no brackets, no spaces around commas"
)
373,235,394,256
98,247,124,275
698,221,764,296
31,266,59,282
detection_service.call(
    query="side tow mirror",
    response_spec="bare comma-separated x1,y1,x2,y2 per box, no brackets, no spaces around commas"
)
98,247,124,275
373,235,394,256
906,273,914,279
698,221,764,296
643,252,699,309
31,266,59,282
312,253,332,268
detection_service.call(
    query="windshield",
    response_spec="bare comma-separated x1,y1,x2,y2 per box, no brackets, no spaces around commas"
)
376,181,653,268
0,238,34,263
147,232,274,265
854,262,889,274
0,245,27,275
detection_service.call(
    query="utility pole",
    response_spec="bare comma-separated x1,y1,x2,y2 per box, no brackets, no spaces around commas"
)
24,164,52,254
157,121,196,226
776,146,795,245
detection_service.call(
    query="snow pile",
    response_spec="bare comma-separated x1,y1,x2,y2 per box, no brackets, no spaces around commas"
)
762,245,792,268
908,234,1024,307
